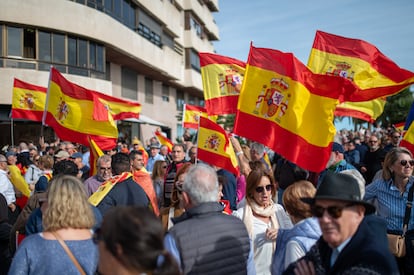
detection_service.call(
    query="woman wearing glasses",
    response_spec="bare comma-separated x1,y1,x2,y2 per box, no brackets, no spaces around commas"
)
152,160,168,209
365,147,414,274
160,163,192,232
233,161,292,274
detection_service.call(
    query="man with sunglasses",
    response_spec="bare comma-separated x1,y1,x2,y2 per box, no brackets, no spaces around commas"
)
283,171,398,275
84,154,112,196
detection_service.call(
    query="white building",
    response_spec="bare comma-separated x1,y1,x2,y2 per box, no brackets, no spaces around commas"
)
0,0,219,147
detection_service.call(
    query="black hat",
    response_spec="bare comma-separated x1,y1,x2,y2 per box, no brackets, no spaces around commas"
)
301,171,375,215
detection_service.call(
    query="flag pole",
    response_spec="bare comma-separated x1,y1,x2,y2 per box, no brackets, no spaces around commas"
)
41,66,53,139
194,111,202,165
10,117,14,147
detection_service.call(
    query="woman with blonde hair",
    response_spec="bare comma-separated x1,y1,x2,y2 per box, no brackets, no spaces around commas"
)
152,160,168,209
160,162,192,231
9,175,98,274
233,162,292,274
271,180,321,275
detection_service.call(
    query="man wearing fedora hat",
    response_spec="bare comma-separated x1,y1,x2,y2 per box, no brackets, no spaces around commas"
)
283,171,398,275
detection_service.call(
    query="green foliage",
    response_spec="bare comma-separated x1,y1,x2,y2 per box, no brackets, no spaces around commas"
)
377,87,413,126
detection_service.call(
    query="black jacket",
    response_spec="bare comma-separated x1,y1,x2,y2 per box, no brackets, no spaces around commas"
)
283,215,399,275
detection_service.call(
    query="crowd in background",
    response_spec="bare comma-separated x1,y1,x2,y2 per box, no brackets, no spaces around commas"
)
0,122,413,274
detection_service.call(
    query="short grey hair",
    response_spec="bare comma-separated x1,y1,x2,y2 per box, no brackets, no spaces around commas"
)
183,163,218,205
250,142,265,155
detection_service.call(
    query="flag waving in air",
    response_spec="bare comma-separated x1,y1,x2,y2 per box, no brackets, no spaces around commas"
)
43,67,118,150
182,104,217,129
154,131,173,153
11,78,47,122
200,52,246,115
234,45,349,172
308,30,414,103
197,117,239,176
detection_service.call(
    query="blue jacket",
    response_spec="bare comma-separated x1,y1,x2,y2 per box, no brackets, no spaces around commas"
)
272,218,321,275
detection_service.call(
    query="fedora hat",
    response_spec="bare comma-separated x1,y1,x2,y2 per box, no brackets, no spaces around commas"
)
301,171,375,215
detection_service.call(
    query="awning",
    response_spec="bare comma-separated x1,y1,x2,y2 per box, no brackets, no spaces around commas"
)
122,114,166,127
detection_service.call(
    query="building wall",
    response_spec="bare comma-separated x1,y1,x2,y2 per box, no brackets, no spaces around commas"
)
0,0,219,146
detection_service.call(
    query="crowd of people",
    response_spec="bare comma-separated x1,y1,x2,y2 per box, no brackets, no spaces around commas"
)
0,123,413,274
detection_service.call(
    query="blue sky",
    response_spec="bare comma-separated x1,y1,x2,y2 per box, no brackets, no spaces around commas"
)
212,0,414,129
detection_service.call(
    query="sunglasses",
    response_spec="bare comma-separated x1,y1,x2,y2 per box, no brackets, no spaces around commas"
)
99,167,111,171
393,136,401,138
311,203,355,219
400,159,414,166
162,166,168,169
255,184,272,193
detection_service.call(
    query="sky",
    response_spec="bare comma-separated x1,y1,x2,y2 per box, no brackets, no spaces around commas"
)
212,1,414,130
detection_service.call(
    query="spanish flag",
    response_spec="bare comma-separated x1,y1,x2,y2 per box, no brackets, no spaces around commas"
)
93,93,141,121
234,45,348,172
308,30,414,103
334,99,386,123
200,53,246,115
198,117,239,176
88,137,104,177
400,102,414,154
44,67,118,150
182,104,217,129
11,78,47,122
154,131,173,153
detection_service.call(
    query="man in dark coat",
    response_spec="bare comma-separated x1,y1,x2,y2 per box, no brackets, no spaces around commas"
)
283,171,398,275
164,163,254,274
92,153,149,216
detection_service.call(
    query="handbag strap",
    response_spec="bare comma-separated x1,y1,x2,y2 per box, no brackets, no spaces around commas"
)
403,183,414,235
51,231,86,275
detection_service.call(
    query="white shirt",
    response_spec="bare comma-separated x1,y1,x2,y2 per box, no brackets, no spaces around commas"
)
0,169,16,205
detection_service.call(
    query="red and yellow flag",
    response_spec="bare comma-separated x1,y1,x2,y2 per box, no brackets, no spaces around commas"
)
334,99,386,123
44,67,118,150
93,92,141,121
182,104,217,129
234,45,349,172
11,78,47,121
308,30,414,103
400,102,414,154
198,117,239,176
200,53,246,115
183,104,208,129
154,131,173,153
88,137,104,177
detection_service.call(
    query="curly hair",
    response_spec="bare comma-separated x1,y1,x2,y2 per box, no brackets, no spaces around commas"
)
43,175,94,231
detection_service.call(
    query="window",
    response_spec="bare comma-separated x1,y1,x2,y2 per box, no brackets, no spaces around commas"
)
190,49,200,71
145,77,153,104
162,84,169,102
121,67,137,100
122,0,135,28
52,33,65,63
190,17,203,38
67,37,88,76
7,26,36,59
7,26,22,57
176,90,184,110
38,31,51,61
188,95,195,105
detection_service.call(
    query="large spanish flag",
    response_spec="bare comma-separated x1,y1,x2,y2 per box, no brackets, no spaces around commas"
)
198,117,239,176
44,67,118,150
200,53,246,115
234,45,349,172
154,131,173,153
11,78,47,121
308,30,414,103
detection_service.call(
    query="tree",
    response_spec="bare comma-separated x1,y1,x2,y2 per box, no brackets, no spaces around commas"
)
377,87,413,127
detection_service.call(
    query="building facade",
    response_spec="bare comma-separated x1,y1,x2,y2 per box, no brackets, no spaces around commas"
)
0,0,219,146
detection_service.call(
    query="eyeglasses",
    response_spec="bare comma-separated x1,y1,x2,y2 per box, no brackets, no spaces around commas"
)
400,159,414,166
311,203,355,219
92,228,102,244
393,136,401,139
369,140,378,143
99,167,111,171
255,184,272,193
